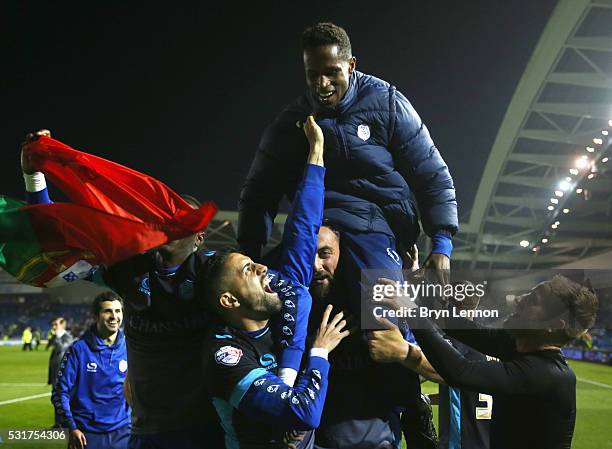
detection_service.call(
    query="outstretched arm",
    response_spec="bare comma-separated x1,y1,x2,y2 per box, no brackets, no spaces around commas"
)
277,115,325,286
274,116,325,384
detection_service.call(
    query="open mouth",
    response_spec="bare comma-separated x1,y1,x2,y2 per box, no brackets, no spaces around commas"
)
263,279,274,294
317,91,335,102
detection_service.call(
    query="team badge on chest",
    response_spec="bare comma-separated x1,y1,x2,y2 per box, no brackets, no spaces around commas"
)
357,124,370,141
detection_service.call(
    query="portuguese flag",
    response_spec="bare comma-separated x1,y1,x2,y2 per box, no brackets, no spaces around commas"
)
0,136,217,287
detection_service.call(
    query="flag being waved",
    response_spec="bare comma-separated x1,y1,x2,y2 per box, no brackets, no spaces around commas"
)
0,136,217,287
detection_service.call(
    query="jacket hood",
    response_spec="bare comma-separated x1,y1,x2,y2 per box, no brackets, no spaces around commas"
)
83,325,125,352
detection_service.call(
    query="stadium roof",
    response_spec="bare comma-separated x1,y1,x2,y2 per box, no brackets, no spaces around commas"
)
454,0,612,270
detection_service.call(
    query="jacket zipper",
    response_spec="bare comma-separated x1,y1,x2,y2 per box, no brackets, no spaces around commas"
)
334,120,349,161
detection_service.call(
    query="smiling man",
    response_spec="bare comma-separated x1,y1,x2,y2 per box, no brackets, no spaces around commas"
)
238,21,458,304
203,117,350,449
52,291,131,449
370,275,599,449
239,24,457,449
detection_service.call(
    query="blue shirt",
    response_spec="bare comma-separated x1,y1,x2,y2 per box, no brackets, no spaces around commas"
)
52,326,130,433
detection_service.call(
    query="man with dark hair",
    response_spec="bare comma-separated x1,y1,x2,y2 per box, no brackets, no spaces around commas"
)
370,275,598,449
238,24,457,446
21,130,220,449
48,317,74,386
53,291,130,449
203,116,350,449
238,21,457,307
310,226,442,449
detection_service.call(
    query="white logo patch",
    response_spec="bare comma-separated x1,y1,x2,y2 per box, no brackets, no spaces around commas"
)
307,388,316,400
291,396,300,405
267,385,280,393
312,379,320,390
281,391,290,400
119,359,128,373
254,378,266,387
86,362,97,373
386,248,402,266
357,124,370,141
284,300,295,308
282,326,293,336
214,346,243,366
312,369,321,379
283,313,295,322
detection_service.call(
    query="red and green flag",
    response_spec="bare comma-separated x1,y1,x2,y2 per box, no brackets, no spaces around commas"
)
0,136,217,287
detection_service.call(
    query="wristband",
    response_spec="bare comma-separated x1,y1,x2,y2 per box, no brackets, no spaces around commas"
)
23,172,47,192
310,348,329,360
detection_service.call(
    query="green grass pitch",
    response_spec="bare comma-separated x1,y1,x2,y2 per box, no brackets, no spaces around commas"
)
0,346,610,449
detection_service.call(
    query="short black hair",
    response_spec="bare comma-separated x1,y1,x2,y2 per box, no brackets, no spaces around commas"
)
302,22,352,60
197,248,236,314
91,291,123,317
321,219,341,240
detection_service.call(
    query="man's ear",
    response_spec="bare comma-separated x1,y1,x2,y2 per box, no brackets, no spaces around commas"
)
349,56,357,74
194,231,205,249
219,292,239,310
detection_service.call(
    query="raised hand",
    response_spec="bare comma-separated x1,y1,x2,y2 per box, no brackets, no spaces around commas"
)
312,305,350,353
303,115,324,166
21,129,51,174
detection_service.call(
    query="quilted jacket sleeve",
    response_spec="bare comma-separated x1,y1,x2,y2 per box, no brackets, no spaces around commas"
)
388,89,459,236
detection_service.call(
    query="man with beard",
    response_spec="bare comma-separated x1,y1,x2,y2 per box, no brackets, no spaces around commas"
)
309,224,442,449
370,276,598,449
238,23,457,446
21,130,221,449
202,117,350,449
52,291,130,449
238,21,457,323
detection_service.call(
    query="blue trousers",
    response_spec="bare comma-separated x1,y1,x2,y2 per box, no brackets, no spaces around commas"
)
339,230,421,449
84,426,130,449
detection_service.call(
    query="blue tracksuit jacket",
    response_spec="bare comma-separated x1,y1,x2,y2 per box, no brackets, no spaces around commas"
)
52,326,130,433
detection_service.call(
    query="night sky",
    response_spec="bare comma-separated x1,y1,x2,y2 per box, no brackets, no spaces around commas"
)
2,1,557,219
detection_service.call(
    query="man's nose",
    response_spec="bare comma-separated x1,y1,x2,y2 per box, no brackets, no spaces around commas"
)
314,256,323,272
317,76,331,88
256,263,268,276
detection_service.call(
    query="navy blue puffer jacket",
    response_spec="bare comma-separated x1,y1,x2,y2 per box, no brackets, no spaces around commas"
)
238,71,458,258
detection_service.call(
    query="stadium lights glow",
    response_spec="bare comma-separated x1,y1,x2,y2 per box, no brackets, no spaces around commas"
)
519,240,530,248
586,146,595,153
559,180,571,191
593,138,603,145
555,221,560,226
609,119,612,127
551,223,558,229
576,188,583,194
542,238,549,243
554,190,564,197
603,130,609,136
550,198,559,204
547,205,554,211
588,173,595,180
532,247,538,252
569,168,579,175
603,157,609,163
565,176,572,182
575,158,589,170
563,208,570,214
